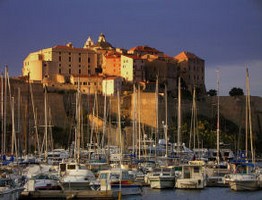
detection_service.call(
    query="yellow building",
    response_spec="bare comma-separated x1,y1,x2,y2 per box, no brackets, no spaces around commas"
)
22,42,98,83
70,74,103,94
102,76,122,96
121,55,145,83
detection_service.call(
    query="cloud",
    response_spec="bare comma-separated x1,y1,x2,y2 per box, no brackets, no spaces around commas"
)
205,60,262,97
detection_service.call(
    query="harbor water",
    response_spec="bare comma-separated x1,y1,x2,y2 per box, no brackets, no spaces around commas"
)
124,187,262,200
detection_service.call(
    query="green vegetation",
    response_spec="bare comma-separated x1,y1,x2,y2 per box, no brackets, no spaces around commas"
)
229,87,244,97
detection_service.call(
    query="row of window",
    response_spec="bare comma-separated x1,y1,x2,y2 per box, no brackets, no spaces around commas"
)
74,82,102,86
58,56,91,63
58,68,91,75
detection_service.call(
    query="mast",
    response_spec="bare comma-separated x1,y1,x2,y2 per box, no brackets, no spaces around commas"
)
155,76,159,142
117,90,122,155
132,84,136,156
246,68,254,163
138,84,141,160
177,77,181,149
1,73,3,156
216,70,220,164
3,67,7,155
44,85,48,162
189,86,197,150
76,77,81,163
101,82,107,149
164,83,168,157
11,97,18,158
30,83,40,157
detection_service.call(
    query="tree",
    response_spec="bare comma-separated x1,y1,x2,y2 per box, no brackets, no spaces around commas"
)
207,89,217,96
229,87,244,97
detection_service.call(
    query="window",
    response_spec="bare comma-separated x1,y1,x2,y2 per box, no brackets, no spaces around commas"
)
59,56,61,61
69,57,71,62
79,69,81,74
88,57,91,63
79,57,81,62
69,69,71,74
194,167,200,173
59,68,61,74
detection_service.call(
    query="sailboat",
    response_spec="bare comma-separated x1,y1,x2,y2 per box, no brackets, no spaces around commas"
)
173,77,194,162
147,83,176,189
59,78,96,190
206,70,230,187
174,77,206,189
227,68,261,191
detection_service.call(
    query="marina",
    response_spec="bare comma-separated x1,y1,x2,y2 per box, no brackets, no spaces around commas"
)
0,69,262,200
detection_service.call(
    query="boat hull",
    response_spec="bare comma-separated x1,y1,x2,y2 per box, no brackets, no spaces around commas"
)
0,187,24,200
148,176,176,189
229,180,259,191
175,178,205,189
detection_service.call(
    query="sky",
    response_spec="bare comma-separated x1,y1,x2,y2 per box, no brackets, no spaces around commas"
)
0,0,261,96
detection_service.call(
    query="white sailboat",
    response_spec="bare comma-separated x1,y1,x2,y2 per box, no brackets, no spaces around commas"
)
206,70,230,187
227,68,260,191
147,83,176,189
59,78,96,190
173,77,194,162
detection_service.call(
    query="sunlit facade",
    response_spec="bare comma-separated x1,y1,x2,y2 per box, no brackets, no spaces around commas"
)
102,53,121,76
121,55,145,83
175,51,206,94
22,43,98,83
102,76,122,96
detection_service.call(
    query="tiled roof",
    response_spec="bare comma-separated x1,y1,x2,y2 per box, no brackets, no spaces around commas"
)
122,54,144,60
53,45,88,51
128,45,162,53
174,51,203,61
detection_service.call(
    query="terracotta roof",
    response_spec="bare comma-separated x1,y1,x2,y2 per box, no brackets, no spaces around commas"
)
128,45,162,53
174,51,203,61
53,45,88,51
122,54,144,60
105,52,122,58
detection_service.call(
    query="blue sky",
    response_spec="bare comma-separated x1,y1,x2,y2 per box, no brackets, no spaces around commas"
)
0,0,261,96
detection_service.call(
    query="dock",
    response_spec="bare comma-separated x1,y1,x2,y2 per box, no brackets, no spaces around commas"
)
19,190,115,200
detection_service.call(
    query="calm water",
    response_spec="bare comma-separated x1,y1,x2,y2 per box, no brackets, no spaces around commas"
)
124,187,262,200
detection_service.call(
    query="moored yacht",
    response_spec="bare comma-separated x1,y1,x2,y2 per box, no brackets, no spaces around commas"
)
147,166,176,189
227,162,260,191
59,160,96,190
91,167,142,196
175,160,206,189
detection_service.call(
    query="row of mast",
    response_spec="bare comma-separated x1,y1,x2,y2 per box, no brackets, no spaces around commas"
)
0,66,255,163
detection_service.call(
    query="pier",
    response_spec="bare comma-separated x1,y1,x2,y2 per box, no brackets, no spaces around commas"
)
19,190,115,200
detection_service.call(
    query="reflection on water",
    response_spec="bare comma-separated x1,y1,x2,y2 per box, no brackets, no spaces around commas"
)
124,187,262,200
